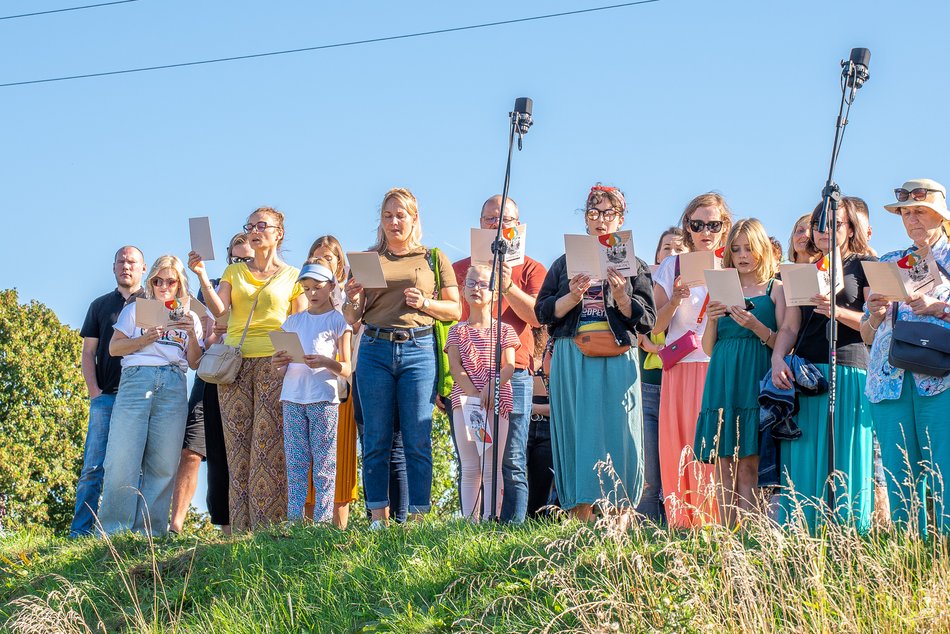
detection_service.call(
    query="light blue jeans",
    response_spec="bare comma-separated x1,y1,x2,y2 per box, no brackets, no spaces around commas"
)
500,369,533,523
70,393,116,537
99,365,188,536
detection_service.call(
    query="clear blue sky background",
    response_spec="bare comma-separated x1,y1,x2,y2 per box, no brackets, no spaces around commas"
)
2,1,948,509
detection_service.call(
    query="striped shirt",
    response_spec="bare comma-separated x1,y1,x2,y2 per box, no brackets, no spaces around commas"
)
444,321,521,415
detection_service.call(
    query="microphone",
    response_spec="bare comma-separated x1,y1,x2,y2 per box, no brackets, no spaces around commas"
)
512,97,533,149
843,48,870,89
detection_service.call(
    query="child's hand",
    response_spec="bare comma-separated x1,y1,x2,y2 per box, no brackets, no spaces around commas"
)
479,385,494,412
272,351,293,370
303,354,333,369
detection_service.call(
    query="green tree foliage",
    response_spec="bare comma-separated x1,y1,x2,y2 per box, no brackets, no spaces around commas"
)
0,289,87,532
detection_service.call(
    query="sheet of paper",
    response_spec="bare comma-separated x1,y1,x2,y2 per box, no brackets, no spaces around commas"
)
780,264,821,306
596,230,637,277
470,224,527,267
704,268,745,308
134,298,172,328
679,251,718,287
188,295,209,320
459,394,492,456
268,331,307,364
188,217,215,261
895,251,938,295
565,235,602,280
861,261,910,301
346,251,388,288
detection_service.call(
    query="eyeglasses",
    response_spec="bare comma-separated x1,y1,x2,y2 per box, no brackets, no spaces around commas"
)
464,279,492,290
151,277,179,288
481,215,519,226
243,221,278,233
810,220,847,232
585,208,622,222
895,187,942,202
687,220,724,233
228,256,253,264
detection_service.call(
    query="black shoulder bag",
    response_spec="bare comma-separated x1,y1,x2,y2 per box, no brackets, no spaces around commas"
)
887,258,950,378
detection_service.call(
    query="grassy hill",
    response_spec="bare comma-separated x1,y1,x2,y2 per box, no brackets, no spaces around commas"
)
2,516,949,633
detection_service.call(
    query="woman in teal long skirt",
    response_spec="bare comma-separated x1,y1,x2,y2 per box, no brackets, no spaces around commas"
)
770,197,877,533
535,185,656,521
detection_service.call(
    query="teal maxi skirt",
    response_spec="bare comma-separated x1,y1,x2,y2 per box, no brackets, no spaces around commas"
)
549,337,644,510
778,364,874,533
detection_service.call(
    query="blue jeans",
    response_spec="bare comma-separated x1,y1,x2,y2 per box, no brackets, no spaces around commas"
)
99,365,188,536
500,369,532,523
355,331,437,514
353,378,408,523
69,393,116,537
635,382,664,522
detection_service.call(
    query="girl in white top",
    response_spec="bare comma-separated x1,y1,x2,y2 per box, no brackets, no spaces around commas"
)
99,255,203,536
272,262,353,522
652,193,733,528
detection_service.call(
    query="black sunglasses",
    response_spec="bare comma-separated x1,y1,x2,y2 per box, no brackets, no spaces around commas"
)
687,219,724,233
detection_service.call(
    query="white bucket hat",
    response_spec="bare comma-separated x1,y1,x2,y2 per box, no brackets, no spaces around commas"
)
884,178,950,221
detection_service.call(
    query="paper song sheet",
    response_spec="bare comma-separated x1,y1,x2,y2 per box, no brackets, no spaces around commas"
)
471,224,527,267
188,217,215,261
346,252,388,288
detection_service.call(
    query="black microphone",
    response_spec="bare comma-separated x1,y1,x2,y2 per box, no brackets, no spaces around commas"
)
512,97,533,149
843,48,870,88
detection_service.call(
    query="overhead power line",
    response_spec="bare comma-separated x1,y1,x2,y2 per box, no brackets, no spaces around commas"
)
0,0,660,88
0,0,142,21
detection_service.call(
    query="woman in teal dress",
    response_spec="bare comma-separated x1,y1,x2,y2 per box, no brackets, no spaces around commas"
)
771,197,876,533
694,219,785,528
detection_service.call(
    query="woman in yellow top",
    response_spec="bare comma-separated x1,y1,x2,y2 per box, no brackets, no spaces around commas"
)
190,206,306,531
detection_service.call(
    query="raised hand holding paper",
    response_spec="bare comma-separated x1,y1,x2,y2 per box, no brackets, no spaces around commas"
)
565,230,637,280
471,224,527,266
679,251,719,287
268,331,306,364
704,268,745,307
345,252,387,288
189,217,215,261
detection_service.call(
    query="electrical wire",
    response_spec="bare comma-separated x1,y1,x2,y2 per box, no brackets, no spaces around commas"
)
0,0,142,21
0,0,660,88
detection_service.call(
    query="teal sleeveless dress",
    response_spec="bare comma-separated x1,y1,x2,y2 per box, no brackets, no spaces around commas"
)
694,281,777,462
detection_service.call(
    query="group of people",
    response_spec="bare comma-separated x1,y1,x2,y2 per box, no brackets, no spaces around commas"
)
69,179,950,538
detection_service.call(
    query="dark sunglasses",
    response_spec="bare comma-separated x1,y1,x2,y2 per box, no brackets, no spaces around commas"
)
228,256,253,264
895,187,942,202
687,219,724,233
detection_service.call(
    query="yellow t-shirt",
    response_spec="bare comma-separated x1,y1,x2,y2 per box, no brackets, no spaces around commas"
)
222,263,304,357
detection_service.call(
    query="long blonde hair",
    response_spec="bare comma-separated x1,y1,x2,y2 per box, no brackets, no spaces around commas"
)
722,218,777,284
679,192,734,252
370,188,424,253
144,255,190,300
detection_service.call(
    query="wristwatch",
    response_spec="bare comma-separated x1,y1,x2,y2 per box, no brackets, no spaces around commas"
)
422,298,431,310
943,304,950,319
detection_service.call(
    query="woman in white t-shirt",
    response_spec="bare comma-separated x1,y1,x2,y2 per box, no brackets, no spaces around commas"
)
98,255,203,536
652,193,733,528
272,262,353,523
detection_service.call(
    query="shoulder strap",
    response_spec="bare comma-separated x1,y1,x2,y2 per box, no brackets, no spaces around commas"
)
674,254,680,278
429,248,442,295
236,267,283,349
890,301,900,328
766,277,775,295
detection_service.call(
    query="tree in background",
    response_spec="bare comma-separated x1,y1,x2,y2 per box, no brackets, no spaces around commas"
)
0,289,86,533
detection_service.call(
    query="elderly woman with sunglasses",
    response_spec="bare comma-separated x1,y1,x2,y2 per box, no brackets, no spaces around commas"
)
771,196,877,533
98,255,203,536
860,180,950,535
189,208,307,531
535,185,655,522
651,193,733,528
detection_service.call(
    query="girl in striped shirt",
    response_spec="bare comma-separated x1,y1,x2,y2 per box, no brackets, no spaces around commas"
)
445,264,520,520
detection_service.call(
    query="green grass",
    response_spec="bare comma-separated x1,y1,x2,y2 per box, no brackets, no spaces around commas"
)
2,516,950,633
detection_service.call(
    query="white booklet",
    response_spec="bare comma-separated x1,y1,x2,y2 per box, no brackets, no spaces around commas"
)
134,298,180,328
268,330,306,363
346,252,388,288
471,224,526,267
894,251,940,295
564,230,637,280
780,255,844,307
704,268,745,308
188,216,215,261
459,394,492,456
679,251,721,288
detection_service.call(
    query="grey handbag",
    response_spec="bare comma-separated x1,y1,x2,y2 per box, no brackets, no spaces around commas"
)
197,270,280,385
887,302,950,378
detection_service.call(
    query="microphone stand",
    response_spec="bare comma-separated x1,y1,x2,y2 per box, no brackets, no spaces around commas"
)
486,105,527,522
815,57,863,513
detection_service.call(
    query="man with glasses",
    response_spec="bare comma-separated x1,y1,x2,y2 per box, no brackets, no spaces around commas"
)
70,246,147,537
451,195,547,523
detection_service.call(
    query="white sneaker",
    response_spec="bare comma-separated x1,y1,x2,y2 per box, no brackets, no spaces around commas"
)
368,520,386,531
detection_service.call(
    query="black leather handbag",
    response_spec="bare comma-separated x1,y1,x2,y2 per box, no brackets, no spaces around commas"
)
888,302,950,378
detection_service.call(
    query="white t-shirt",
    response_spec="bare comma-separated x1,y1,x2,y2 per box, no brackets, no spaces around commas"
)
113,302,202,371
653,254,711,364
279,310,352,405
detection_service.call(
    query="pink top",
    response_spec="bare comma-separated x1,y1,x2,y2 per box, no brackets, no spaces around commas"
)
444,321,521,415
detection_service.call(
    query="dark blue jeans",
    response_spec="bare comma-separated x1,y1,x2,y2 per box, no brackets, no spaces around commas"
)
70,393,116,537
500,368,532,523
635,382,665,523
355,331,436,514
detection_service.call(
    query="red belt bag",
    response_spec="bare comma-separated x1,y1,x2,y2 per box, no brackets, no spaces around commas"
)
574,330,630,357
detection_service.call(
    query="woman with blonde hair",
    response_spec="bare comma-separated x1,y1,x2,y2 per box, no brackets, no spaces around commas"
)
652,192,733,527
694,219,785,527
99,255,203,535
343,188,461,527
787,213,821,264
189,206,307,531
